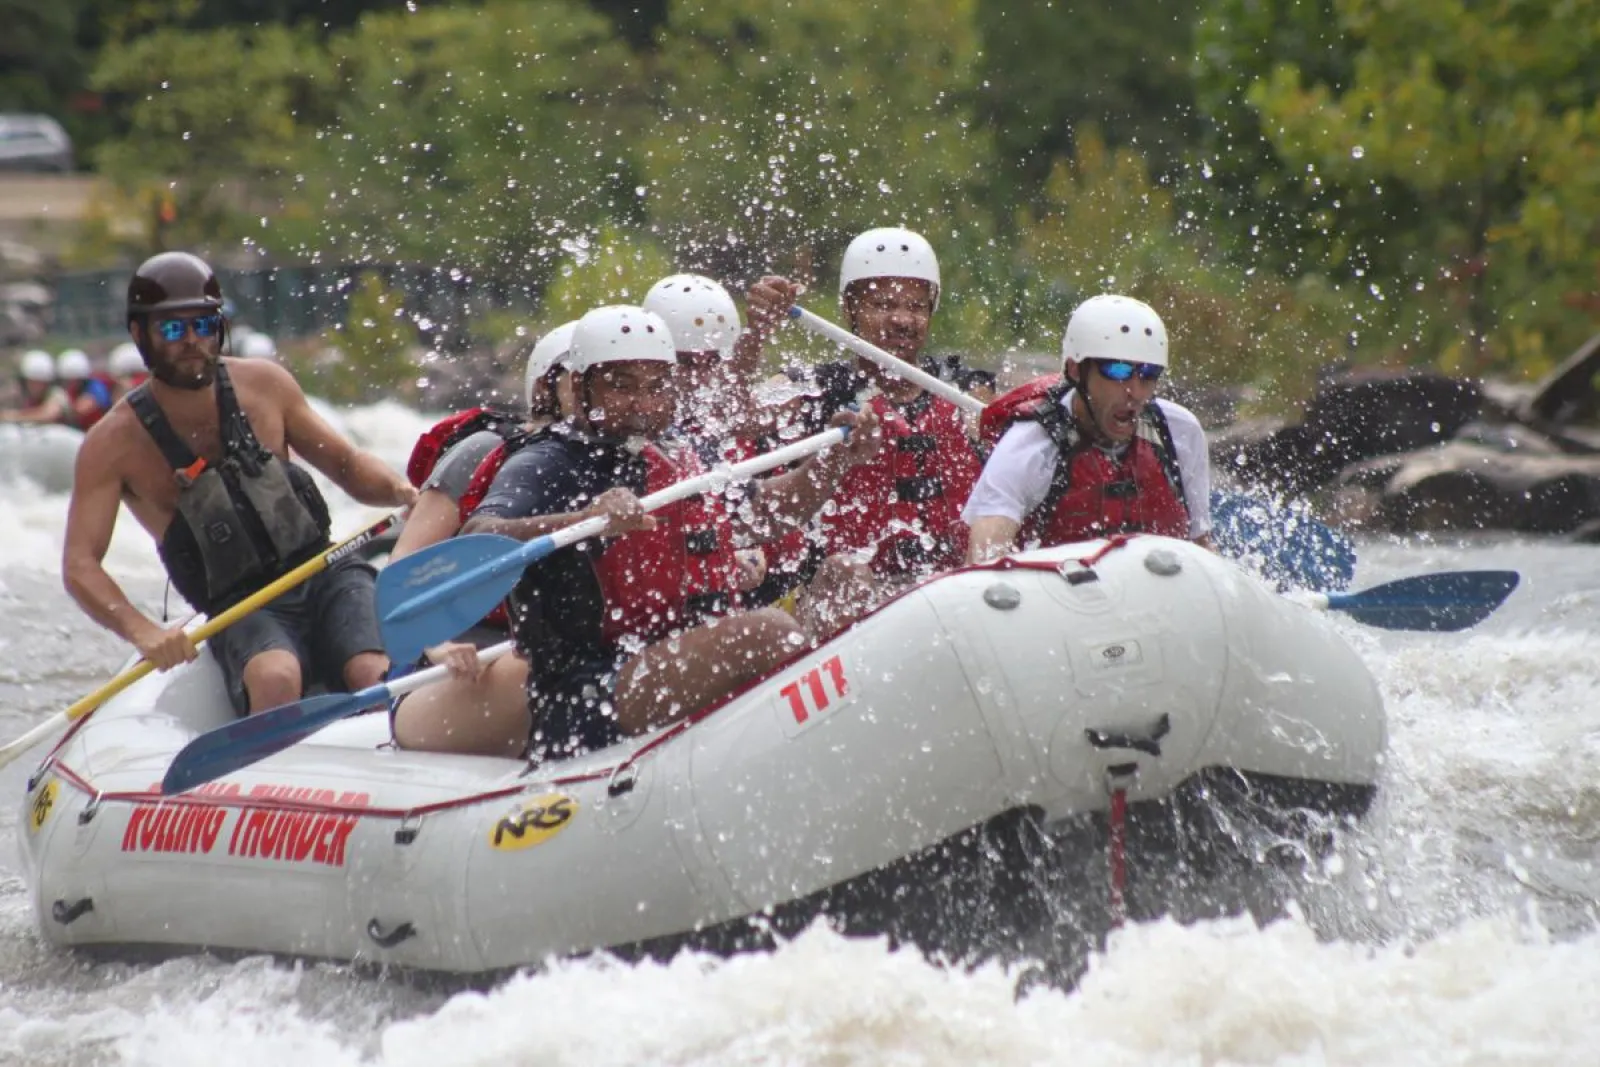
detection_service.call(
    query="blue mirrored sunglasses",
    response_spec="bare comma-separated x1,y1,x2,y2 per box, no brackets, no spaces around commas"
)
155,314,224,343
1094,359,1163,382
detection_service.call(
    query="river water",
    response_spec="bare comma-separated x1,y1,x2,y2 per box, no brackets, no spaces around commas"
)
1,402,1597,1066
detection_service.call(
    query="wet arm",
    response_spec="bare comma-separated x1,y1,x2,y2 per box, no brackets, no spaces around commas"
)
278,373,413,507
389,489,464,561
61,443,157,643
738,447,854,541
460,510,595,542
967,516,1021,563
2,396,70,425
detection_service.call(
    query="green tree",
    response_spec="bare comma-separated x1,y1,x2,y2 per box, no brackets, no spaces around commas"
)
82,23,331,255
321,269,417,401
1233,0,1600,373
540,223,675,323
640,0,1001,351
1018,129,1347,401
274,0,647,289
974,0,1201,205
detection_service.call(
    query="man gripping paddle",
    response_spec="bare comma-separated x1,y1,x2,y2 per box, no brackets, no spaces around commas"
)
392,304,880,760
62,252,417,716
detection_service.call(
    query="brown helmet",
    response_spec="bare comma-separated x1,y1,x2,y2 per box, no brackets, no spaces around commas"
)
126,252,224,320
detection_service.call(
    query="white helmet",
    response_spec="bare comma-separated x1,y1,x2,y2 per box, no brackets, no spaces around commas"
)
239,332,278,360
109,342,146,377
838,226,941,311
524,320,578,410
642,274,740,358
19,349,54,382
566,305,676,375
56,349,91,380
1062,295,1169,369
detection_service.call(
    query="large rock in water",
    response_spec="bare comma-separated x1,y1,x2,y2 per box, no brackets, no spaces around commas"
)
1328,433,1600,534
1215,369,1482,494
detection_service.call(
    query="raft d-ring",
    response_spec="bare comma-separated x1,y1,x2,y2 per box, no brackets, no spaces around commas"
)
394,814,422,846
607,762,639,798
77,793,104,825
366,919,416,948
52,898,94,925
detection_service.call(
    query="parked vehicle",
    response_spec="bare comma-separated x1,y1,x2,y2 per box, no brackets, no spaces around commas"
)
0,114,74,173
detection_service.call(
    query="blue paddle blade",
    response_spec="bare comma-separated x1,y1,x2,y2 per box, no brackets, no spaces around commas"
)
376,532,529,667
1324,570,1519,632
161,691,376,795
1211,490,1356,592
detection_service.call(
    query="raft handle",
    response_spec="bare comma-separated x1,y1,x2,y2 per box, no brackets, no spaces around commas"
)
607,764,638,798
52,898,94,925
394,814,421,846
366,919,416,948
1085,712,1171,758
78,793,104,825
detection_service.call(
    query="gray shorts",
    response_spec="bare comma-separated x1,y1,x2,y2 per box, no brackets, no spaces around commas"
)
209,556,384,715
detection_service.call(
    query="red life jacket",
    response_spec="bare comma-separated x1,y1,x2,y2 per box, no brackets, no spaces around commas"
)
459,431,744,645
819,391,982,577
405,407,522,488
591,439,744,644
988,377,1190,545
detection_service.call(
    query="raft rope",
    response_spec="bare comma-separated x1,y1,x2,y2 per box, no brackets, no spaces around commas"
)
1106,779,1129,927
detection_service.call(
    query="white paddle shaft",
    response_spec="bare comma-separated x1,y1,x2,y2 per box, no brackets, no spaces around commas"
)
545,424,850,553
789,306,984,415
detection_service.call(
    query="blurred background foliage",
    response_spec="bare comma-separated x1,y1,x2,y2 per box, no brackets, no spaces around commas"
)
9,0,1599,398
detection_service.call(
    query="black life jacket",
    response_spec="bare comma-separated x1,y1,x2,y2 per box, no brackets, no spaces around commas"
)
128,363,332,613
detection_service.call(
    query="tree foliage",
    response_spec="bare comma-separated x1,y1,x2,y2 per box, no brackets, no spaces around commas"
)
642,0,992,274
1018,128,1344,400
54,0,1600,388
1210,0,1600,373
84,24,329,256
272,0,645,290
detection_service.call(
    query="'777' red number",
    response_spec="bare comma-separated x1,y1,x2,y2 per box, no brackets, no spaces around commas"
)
779,655,848,725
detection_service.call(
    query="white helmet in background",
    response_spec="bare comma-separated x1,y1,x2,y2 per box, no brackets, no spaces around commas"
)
239,332,278,360
1062,295,1169,369
20,349,55,382
566,306,676,374
524,320,577,410
643,274,740,358
109,342,146,377
839,226,941,311
56,349,92,380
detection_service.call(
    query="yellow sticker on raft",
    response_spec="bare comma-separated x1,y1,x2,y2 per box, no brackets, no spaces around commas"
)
489,793,577,851
29,779,59,834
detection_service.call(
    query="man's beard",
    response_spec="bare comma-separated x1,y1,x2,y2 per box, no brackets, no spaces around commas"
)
147,348,217,390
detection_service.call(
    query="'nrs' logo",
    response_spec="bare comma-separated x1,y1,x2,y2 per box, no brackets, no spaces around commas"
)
489,793,577,851
29,779,59,834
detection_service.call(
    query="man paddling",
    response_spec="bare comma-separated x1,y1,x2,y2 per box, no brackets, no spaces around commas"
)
744,226,984,586
965,294,1213,561
392,304,879,759
62,252,417,715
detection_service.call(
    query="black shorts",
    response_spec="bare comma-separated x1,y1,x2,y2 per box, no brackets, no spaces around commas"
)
527,652,630,762
209,556,383,715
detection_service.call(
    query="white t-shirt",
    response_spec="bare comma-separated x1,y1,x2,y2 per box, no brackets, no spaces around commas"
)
961,391,1212,539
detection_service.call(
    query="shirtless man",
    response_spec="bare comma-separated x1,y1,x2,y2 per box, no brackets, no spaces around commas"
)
62,252,417,715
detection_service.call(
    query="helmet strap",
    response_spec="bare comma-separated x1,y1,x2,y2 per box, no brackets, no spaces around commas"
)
1067,362,1109,445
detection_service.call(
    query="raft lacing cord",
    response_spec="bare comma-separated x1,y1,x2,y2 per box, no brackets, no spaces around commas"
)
981,533,1134,578
1106,769,1133,928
